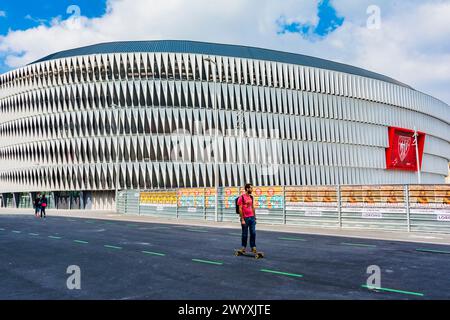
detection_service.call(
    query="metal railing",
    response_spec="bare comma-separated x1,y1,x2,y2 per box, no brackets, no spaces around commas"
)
117,184,450,234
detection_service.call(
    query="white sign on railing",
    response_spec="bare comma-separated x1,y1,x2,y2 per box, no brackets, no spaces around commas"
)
362,212,383,219
305,211,323,217
437,214,450,222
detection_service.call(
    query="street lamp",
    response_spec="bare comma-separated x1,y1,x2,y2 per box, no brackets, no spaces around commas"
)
413,127,421,184
236,107,244,182
110,103,123,211
204,57,219,222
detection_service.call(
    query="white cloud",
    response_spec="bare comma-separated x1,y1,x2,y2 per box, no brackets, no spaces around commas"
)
333,0,450,104
0,0,449,105
0,10,6,17
278,0,450,105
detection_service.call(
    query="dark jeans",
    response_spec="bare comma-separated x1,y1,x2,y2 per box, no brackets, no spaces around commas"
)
35,206,40,215
40,207,46,217
241,216,256,248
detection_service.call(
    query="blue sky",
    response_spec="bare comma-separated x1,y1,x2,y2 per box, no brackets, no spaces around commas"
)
0,0,106,35
0,0,345,71
278,0,345,40
0,0,106,73
0,0,449,105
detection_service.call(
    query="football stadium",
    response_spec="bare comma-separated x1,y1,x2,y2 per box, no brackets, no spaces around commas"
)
0,40,449,210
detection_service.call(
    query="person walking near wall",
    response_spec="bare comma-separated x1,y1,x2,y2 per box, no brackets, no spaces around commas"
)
40,194,47,218
237,183,258,254
33,194,41,217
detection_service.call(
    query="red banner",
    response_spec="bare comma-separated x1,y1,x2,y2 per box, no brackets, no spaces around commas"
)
386,127,425,171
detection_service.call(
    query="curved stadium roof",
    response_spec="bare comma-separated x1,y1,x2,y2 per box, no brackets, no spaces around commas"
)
31,40,411,89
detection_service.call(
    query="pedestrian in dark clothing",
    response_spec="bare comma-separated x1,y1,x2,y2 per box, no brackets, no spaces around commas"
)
40,194,47,218
34,194,41,217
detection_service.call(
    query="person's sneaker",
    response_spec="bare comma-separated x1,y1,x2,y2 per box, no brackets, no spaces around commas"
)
251,247,258,254
239,248,246,253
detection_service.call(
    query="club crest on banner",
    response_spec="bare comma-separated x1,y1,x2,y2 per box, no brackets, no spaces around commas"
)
398,136,412,162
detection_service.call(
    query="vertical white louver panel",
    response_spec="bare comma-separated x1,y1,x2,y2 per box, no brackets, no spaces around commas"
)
287,64,293,90
298,66,304,91
281,63,287,89
310,68,317,93
253,59,260,87
270,62,277,89
291,91,298,115
258,60,265,87
304,67,311,92
242,59,249,85
235,58,242,85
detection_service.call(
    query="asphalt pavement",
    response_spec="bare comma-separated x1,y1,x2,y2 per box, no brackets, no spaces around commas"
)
1,213,449,300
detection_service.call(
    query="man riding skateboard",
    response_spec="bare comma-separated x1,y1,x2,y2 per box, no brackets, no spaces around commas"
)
237,183,258,255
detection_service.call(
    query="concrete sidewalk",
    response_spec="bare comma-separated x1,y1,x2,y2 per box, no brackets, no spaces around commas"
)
1,208,450,246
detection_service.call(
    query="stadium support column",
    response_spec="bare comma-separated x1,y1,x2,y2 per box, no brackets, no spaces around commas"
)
80,191,85,209
1,193,7,207
13,193,20,208
29,193,35,209
51,192,58,210
84,191,93,210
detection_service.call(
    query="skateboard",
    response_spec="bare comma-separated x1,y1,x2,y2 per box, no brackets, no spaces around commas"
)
234,249,264,259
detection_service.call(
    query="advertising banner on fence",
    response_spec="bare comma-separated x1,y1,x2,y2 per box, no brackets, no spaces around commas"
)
409,185,450,209
204,188,216,209
140,191,177,207
253,186,284,210
224,186,284,210
409,185,450,223
341,185,406,219
284,186,338,216
285,186,337,206
341,185,405,207
224,187,240,210
177,188,216,208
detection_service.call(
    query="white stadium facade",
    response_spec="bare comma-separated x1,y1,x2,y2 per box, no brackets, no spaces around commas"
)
0,40,449,210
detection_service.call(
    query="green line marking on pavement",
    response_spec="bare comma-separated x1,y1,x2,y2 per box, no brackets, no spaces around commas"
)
142,251,166,257
12,230,21,234
186,229,209,233
192,259,223,266
260,269,303,278
279,237,307,242
127,224,139,227
229,233,241,236
29,233,39,236
416,249,450,255
74,240,89,244
48,236,62,239
362,285,424,297
341,242,377,248
104,245,122,250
